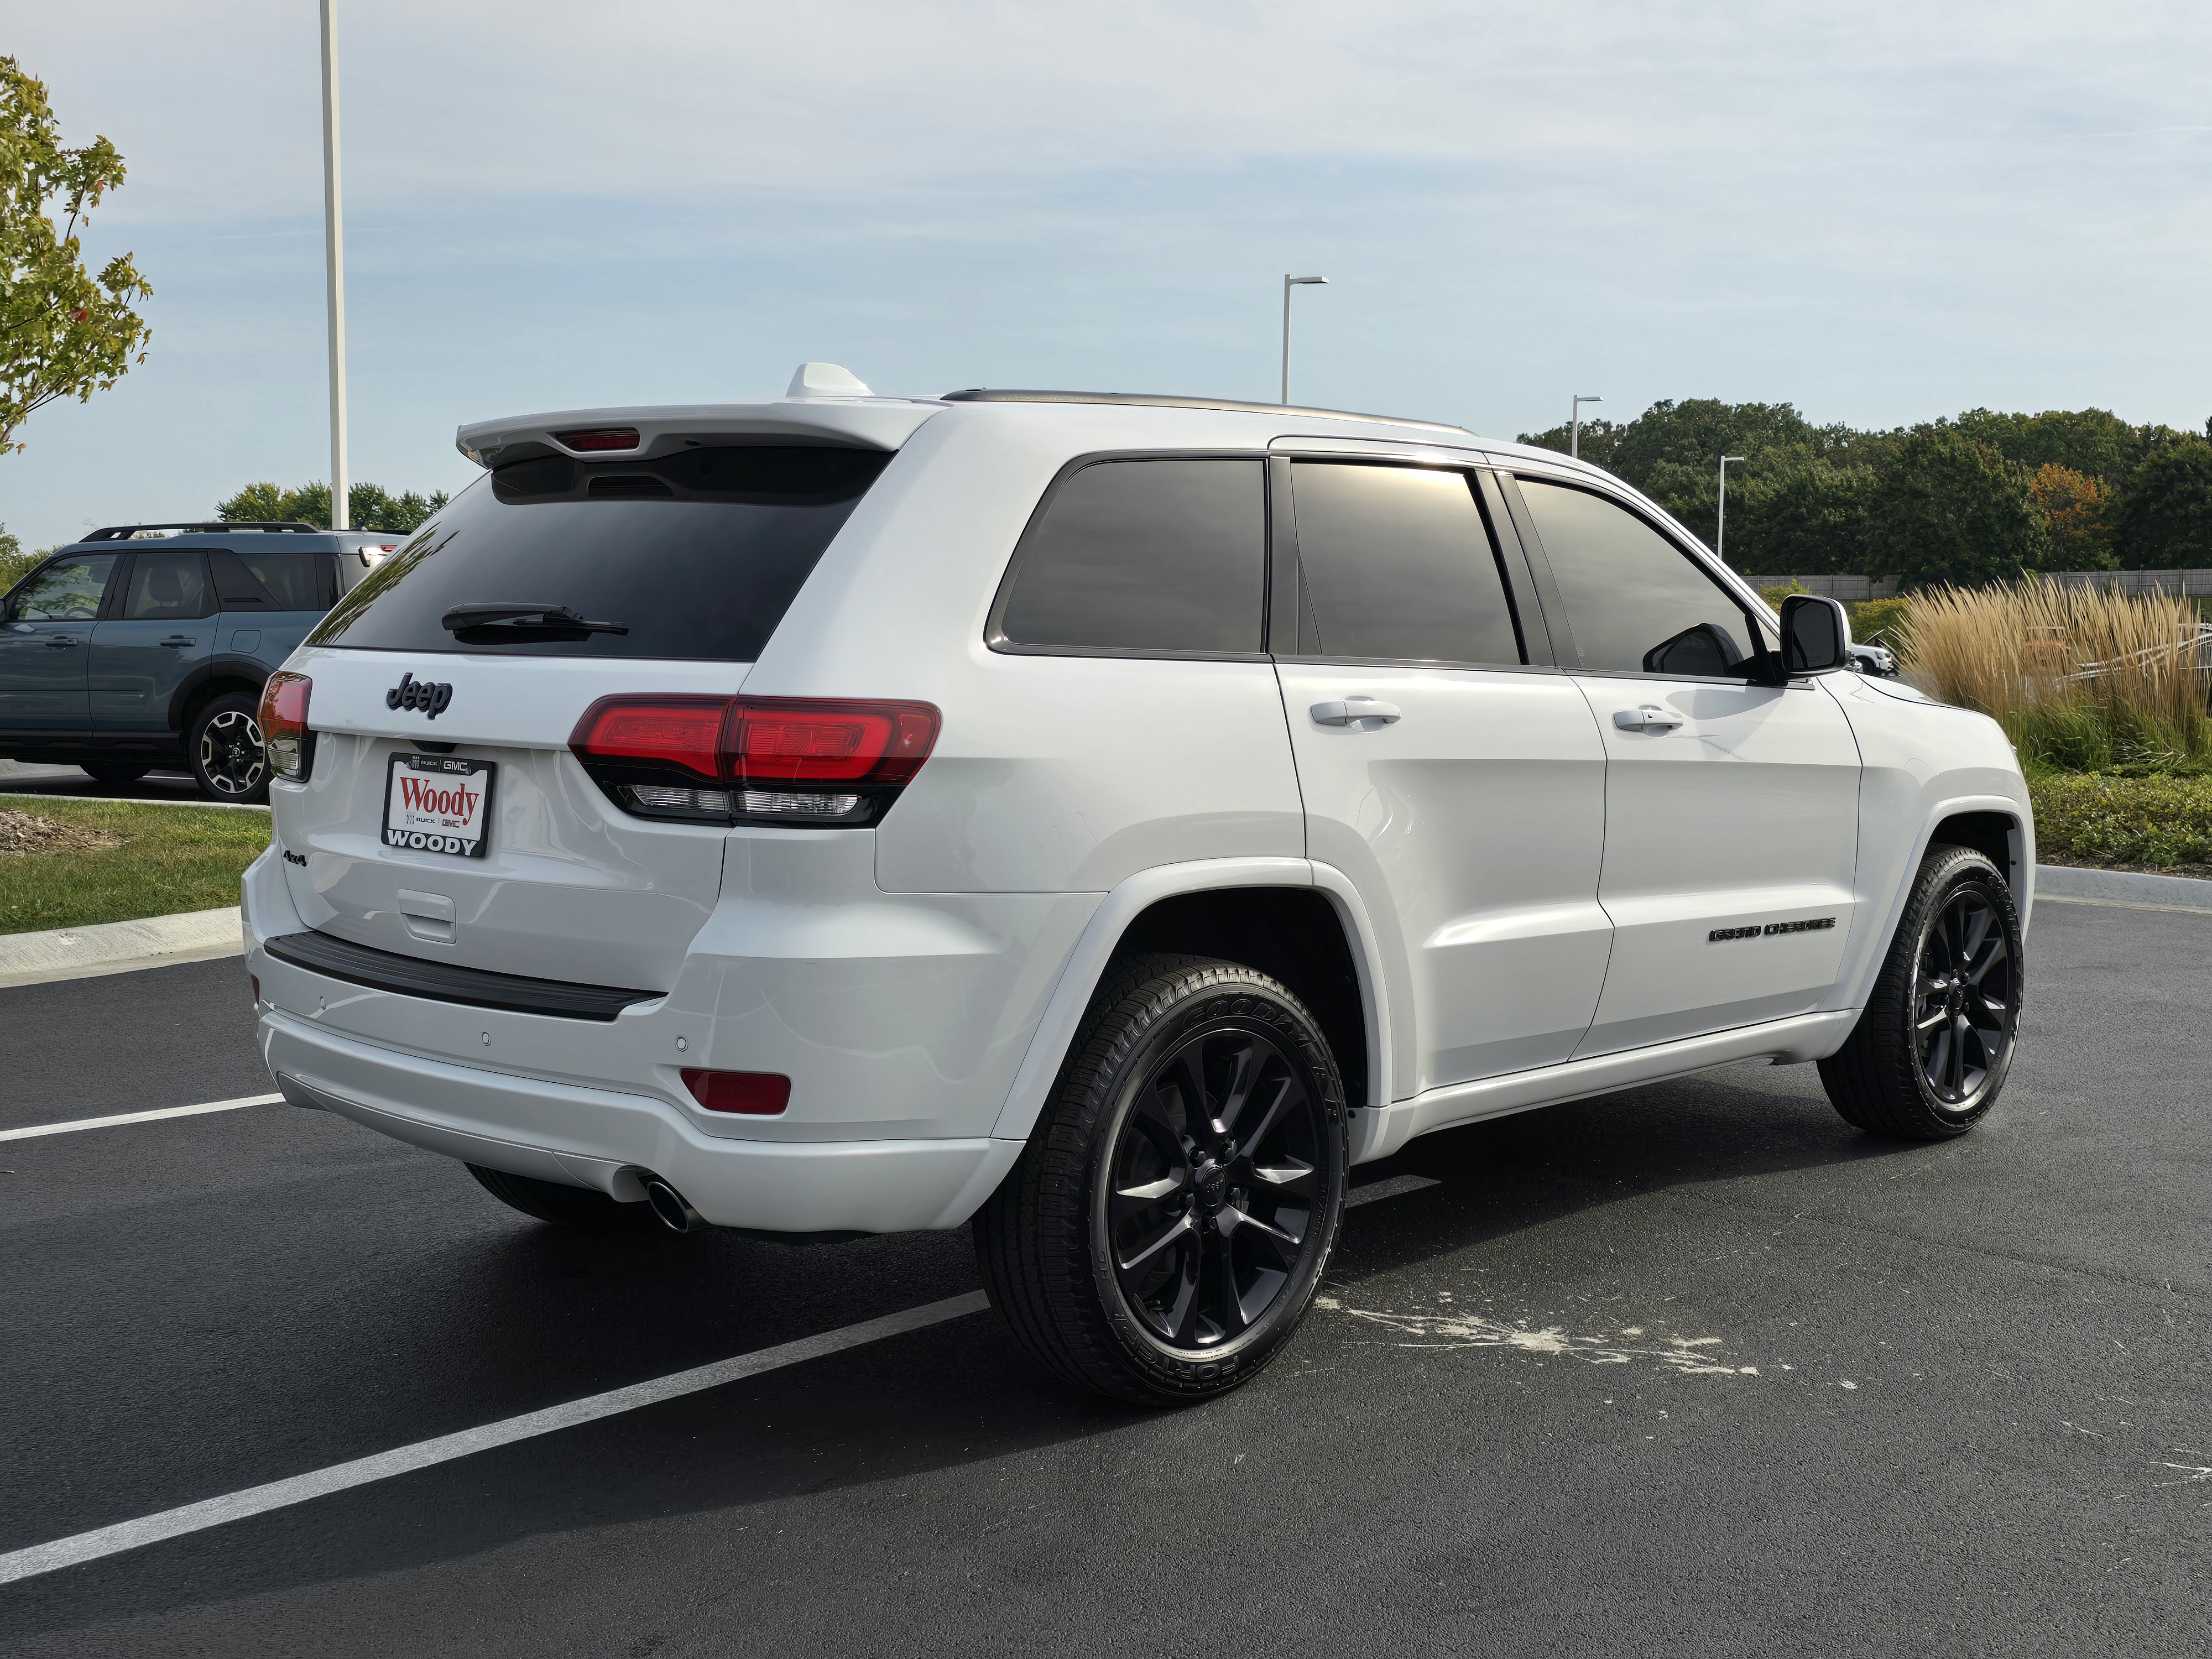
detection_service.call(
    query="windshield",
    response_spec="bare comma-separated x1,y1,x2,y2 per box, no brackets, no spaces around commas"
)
309,444,893,660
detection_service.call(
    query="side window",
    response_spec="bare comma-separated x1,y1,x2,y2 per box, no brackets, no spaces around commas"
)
1290,462,1522,665
121,551,215,622
7,555,117,620
219,549,335,611
1516,479,1764,677
997,458,1266,654
210,550,274,609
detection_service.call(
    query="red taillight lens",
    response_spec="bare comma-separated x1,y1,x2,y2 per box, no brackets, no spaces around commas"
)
555,427,640,451
569,695,940,818
258,671,313,781
681,1069,790,1115
570,697,728,781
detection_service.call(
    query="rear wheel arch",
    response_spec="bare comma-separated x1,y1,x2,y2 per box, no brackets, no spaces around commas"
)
175,667,266,737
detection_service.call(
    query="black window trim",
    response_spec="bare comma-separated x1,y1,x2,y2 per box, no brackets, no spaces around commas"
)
1499,469,1807,689
984,448,1277,664
1265,451,1541,674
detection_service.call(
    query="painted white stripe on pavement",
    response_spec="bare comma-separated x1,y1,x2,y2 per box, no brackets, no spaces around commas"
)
0,1094,283,1142
0,1290,989,1586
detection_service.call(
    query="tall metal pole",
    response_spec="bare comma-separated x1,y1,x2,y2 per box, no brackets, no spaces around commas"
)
320,0,350,529
1280,275,1327,405
1718,455,1745,562
1571,393,1603,460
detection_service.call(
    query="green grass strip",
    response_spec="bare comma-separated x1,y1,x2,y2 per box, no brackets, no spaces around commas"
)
0,797,270,936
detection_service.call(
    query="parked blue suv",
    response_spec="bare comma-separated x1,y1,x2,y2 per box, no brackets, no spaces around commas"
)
0,522,398,801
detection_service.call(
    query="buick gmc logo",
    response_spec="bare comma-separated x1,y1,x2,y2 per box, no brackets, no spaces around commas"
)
387,672,453,719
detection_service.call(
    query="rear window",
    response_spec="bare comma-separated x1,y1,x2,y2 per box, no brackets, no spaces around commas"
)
310,445,892,659
212,549,337,611
994,458,1266,655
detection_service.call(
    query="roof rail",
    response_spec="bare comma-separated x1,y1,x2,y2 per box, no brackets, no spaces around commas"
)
79,521,323,540
938,388,1469,436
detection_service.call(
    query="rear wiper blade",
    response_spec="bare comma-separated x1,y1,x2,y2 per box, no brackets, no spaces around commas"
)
440,603,629,635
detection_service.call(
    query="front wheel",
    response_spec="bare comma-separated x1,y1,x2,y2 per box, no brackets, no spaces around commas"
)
189,693,269,803
974,954,1349,1406
1819,844,2022,1139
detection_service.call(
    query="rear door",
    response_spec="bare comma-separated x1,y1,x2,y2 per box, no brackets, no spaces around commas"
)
90,549,216,732
0,554,118,731
1500,472,1861,1056
211,545,341,667
1272,457,1611,1096
272,443,895,992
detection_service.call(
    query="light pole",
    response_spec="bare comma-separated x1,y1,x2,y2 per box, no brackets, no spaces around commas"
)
1717,455,1746,563
1571,394,1603,459
1281,275,1327,405
320,0,349,529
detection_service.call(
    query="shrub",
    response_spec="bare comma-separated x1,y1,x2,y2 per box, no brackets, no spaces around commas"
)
2030,773,2212,868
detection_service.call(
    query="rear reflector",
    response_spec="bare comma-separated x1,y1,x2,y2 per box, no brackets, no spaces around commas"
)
681,1069,791,1115
555,427,640,452
258,671,314,781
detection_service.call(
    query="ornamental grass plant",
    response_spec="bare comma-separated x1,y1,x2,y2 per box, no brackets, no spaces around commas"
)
1899,580,2211,775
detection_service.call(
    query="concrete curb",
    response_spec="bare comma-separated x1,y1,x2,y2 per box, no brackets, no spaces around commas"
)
2037,864,2212,914
0,907,244,989
0,792,269,813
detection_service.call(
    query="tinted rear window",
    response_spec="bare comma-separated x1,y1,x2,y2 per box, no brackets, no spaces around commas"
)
996,458,1266,654
310,446,892,659
213,549,337,611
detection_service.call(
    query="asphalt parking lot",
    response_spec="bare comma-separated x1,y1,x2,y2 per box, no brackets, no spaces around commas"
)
3,895,2208,1657
0,761,215,805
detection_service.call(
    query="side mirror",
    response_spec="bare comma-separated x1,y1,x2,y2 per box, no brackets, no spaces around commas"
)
1779,593,1850,675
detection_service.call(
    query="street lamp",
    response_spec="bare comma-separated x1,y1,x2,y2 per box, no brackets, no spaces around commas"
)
1571,394,1603,459
319,0,349,529
1718,456,1746,563
1281,275,1328,405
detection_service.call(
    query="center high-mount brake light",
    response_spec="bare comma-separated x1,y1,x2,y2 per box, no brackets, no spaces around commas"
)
569,696,940,828
259,671,314,781
554,427,640,452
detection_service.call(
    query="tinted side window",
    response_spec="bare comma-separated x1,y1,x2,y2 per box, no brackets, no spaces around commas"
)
1290,462,1522,665
8,555,116,620
1517,479,1761,676
998,459,1266,654
121,551,214,621
216,549,335,611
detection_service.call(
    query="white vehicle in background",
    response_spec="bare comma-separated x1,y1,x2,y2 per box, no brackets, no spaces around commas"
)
243,367,2032,1404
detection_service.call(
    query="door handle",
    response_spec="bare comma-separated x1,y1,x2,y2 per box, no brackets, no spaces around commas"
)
1613,705,1684,732
43,636,79,649
159,636,196,648
1312,697,1402,727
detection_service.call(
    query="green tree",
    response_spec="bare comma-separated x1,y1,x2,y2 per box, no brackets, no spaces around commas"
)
2111,440,2212,570
1864,427,2049,587
1,58,152,454
0,521,38,592
1723,450,1876,575
216,481,450,534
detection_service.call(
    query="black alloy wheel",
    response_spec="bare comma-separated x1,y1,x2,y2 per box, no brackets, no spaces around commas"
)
1914,885,2015,1106
1103,1025,1324,1349
974,953,1349,1405
191,693,270,802
1819,843,2022,1139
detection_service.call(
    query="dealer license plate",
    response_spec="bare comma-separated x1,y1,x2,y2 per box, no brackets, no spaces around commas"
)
383,753,496,858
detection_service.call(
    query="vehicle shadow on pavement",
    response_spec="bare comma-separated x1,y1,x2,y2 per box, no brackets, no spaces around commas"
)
0,1060,1927,1640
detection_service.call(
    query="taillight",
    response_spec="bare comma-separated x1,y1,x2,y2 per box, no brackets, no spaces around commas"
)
555,427,640,451
569,695,940,827
681,1069,790,1115
258,671,314,781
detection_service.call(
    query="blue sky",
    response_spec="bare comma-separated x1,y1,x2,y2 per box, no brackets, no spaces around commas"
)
6,1,2209,550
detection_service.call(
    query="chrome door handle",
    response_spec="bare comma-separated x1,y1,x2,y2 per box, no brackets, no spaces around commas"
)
1312,697,1402,727
1614,705,1684,732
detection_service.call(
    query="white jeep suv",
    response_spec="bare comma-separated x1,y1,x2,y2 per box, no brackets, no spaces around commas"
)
244,372,2032,1404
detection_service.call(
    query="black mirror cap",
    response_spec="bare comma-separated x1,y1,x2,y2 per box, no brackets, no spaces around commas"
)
1780,593,1851,675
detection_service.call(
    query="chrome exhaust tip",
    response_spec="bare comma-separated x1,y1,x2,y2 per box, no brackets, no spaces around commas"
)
642,1177,705,1234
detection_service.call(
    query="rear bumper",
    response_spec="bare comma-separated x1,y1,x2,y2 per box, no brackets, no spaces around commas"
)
262,1010,1022,1233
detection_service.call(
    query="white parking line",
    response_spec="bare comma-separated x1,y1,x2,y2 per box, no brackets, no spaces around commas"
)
0,1289,990,1586
0,1094,283,1142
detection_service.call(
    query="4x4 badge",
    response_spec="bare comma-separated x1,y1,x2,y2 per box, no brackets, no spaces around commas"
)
386,672,453,719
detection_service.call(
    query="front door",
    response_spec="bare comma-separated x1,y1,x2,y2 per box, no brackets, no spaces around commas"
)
1503,473,1862,1056
1273,457,1613,1098
90,549,216,733
0,554,119,731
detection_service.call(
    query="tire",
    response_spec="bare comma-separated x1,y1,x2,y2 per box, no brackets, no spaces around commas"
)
974,954,1349,1406
466,1163,673,1237
79,761,150,785
1819,844,2023,1140
189,693,270,803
